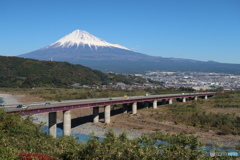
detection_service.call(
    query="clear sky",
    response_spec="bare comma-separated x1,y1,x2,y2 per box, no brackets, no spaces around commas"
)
1,0,239,64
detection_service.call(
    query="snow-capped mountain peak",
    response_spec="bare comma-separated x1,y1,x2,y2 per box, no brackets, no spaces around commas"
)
47,29,130,50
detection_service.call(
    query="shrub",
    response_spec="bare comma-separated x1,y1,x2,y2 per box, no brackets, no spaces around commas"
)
219,125,232,135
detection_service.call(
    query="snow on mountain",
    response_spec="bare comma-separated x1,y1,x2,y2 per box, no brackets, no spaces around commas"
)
46,29,130,50
19,29,240,74
19,29,151,62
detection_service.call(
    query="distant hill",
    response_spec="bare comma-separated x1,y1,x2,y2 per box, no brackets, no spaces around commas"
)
19,29,240,74
0,56,147,87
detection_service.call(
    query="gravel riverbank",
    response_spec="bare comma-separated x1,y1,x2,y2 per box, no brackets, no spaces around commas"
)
0,93,21,105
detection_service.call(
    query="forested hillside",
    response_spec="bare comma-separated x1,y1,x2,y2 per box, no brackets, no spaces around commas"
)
0,56,146,87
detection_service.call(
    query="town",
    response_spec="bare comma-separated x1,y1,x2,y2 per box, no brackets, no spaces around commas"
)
75,71,240,91
138,71,240,90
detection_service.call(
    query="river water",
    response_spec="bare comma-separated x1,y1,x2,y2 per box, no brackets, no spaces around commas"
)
0,97,4,104
42,127,101,142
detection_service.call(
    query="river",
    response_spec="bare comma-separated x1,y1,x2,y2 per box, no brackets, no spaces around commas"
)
0,97,4,104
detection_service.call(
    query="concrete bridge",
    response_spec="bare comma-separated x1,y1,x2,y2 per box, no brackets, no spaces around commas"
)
5,92,215,138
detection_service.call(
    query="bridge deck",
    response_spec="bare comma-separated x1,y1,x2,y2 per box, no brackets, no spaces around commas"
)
5,92,215,115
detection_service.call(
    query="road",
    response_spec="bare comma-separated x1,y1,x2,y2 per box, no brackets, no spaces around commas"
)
4,92,215,114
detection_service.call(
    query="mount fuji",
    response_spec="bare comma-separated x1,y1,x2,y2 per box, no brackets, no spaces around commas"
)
20,29,154,62
19,29,240,74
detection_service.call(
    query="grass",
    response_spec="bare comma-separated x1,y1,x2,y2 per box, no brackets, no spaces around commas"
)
158,92,240,135
0,87,187,101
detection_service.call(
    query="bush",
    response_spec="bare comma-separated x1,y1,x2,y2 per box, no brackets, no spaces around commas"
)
165,104,240,134
219,125,232,135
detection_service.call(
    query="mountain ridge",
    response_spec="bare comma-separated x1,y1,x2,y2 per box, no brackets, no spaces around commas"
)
19,29,240,74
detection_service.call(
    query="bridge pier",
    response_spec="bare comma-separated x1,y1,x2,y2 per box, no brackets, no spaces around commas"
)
104,105,111,123
194,96,198,100
132,102,137,114
169,98,173,104
122,104,128,113
205,95,208,99
153,100,157,109
183,97,186,103
93,107,99,123
49,112,57,138
63,110,71,136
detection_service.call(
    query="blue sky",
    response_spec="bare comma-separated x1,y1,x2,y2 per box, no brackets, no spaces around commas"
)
1,0,239,64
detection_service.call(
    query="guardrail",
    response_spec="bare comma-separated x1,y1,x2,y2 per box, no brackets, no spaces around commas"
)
5,92,216,115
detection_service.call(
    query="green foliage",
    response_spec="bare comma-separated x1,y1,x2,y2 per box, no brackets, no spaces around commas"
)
164,102,240,135
0,56,148,87
0,87,185,101
107,73,147,84
214,91,240,99
0,108,81,159
189,112,239,133
169,104,198,114
214,104,240,108
219,125,232,135
151,132,206,159
61,130,212,160
2,108,232,159
213,91,240,109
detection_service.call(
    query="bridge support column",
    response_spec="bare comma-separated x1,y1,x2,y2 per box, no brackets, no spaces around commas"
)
153,100,157,109
132,102,137,114
144,101,149,108
169,98,173,104
194,96,198,100
205,95,208,99
49,112,57,138
93,107,99,123
183,97,186,103
104,105,111,124
122,104,128,113
63,110,71,136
